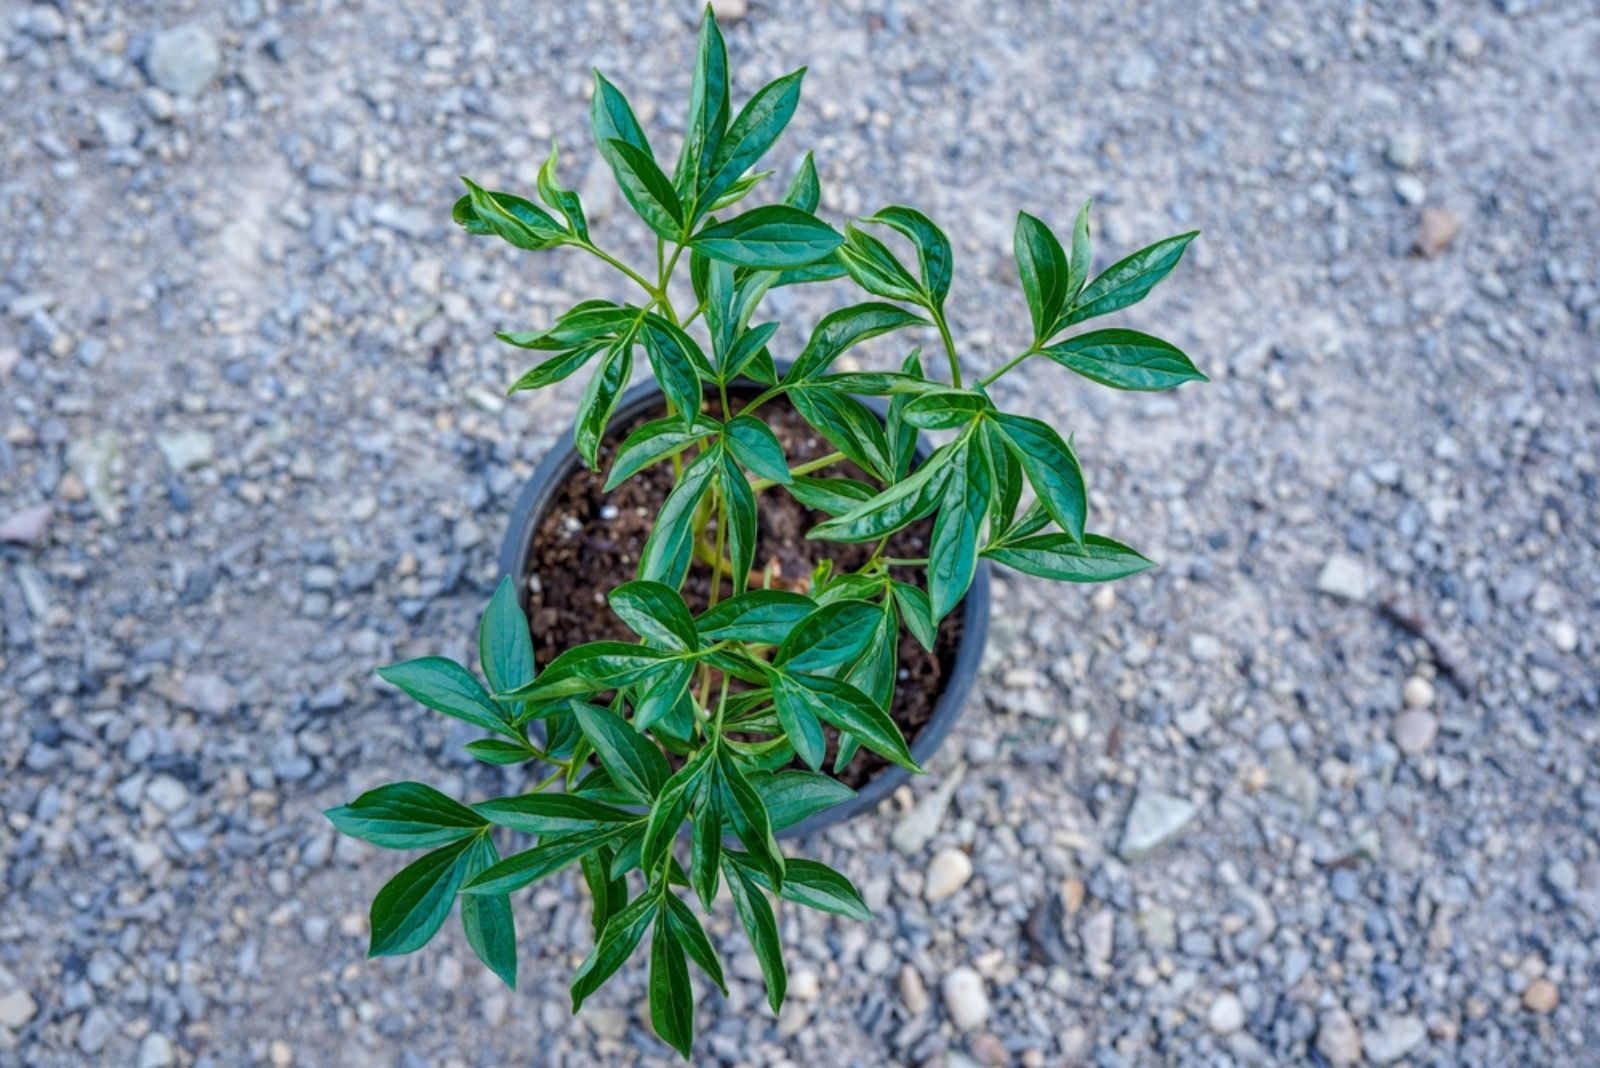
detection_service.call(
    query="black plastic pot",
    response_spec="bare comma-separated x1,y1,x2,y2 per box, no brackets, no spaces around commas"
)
498,375,990,839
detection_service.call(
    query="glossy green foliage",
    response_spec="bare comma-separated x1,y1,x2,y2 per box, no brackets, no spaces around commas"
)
338,6,1205,1059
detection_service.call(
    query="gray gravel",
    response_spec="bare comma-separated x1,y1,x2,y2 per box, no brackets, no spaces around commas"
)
3,1,1599,1065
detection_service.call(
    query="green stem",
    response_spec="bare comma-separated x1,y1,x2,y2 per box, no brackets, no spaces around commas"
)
932,307,962,387
577,241,657,297
750,450,846,492
977,346,1038,389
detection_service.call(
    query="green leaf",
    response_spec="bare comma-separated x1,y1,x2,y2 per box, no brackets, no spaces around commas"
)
724,858,786,1014
724,415,790,483
605,415,719,490
580,848,627,939
377,657,513,737
807,444,954,543
690,790,722,909
462,825,630,896
1014,210,1069,342
638,448,719,587
993,412,1087,542
1041,329,1206,391
785,475,875,516
783,303,929,383
890,580,938,652
675,7,730,203
929,440,991,622
983,420,1025,536
735,854,873,922
867,205,953,307
574,336,634,469
572,701,672,802
706,168,772,211
845,597,897,711
479,576,536,695
591,72,656,210
983,532,1155,582
701,67,806,208
606,138,685,240
633,658,696,732
326,781,487,850
720,753,784,889
771,670,920,772
460,836,517,989
664,893,727,995
901,390,991,430
692,205,842,269
784,151,821,214
506,641,678,703
721,320,780,381
751,770,856,831
811,370,945,396
571,892,658,1012
649,916,695,1058
643,754,708,877
885,348,925,479
788,386,894,482
457,178,567,250
696,589,817,644
1067,199,1092,302
838,224,923,304
464,738,540,765
368,837,476,957
766,668,827,771
473,793,639,835
506,340,608,394
718,450,758,595
537,139,588,242
1063,230,1198,328
610,580,699,652
774,599,883,675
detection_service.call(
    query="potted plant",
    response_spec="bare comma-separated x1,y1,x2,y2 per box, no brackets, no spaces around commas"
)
327,8,1202,1056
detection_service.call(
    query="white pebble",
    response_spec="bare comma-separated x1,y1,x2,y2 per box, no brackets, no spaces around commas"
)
1402,676,1435,709
941,967,989,1031
924,847,973,902
1208,992,1245,1034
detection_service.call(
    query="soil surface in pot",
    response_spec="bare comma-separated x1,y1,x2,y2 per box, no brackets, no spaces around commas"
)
521,393,965,789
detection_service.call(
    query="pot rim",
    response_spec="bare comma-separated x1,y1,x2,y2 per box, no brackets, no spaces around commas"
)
497,371,990,839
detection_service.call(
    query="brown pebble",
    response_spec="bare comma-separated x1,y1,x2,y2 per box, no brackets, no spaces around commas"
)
1416,207,1462,257
1523,978,1559,1013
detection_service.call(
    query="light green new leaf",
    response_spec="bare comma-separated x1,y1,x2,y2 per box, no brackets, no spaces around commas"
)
537,140,588,242
456,178,567,251
505,641,678,703
838,224,923,304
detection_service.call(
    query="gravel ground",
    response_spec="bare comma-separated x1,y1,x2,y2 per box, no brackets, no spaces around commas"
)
3,1,1598,1065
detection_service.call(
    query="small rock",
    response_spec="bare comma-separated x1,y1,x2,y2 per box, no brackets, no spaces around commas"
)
269,1040,294,1066
0,504,52,545
1082,910,1114,972
0,988,38,1030
1315,1009,1362,1066
1548,620,1578,653
1416,208,1462,258
67,432,122,522
891,763,965,855
147,23,222,98
1385,128,1423,170
1523,978,1559,1014
1114,52,1158,90
1451,26,1484,59
710,0,748,19
789,968,820,1001
138,1032,176,1068
77,1007,117,1055
969,1032,1010,1067
582,1006,627,1039
899,964,930,1015
1207,992,1245,1035
157,429,215,472
1364,1015,1426,1065
1393,709,1439,756
180,673,236,715
1188,634,1224,662
1174,702,1213,737
1316,554,1368,601
96,108,139,149
1402,676,1435,709
925,848,973,902
146,775,190,814
1394,174,1427,206
941,967,989,1031
24,5,66,39
1119,790,1199,860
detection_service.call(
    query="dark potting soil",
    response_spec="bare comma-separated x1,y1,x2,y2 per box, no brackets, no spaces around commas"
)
521,394,965,789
